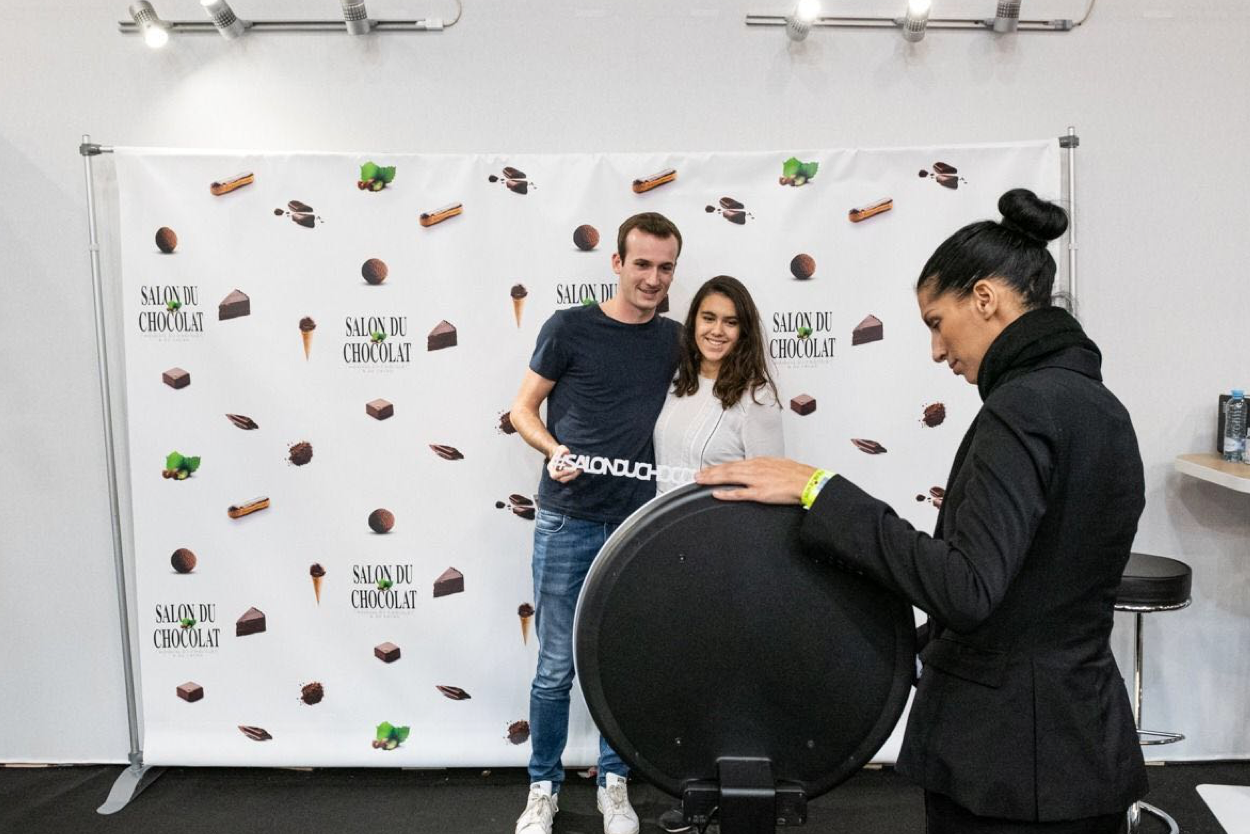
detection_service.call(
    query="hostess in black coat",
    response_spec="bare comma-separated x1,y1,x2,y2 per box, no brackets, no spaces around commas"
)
801,307,1148,822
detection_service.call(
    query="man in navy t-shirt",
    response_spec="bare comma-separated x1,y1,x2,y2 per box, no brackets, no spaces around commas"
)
510,213,683,834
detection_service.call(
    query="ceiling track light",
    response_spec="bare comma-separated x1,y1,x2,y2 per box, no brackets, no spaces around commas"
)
901,0,931,42
201,0,247,40
340,0,372,35
992,0,1021,33
129,1,169,48
118,1,462,41
746,0,1092,37
785,0,820,41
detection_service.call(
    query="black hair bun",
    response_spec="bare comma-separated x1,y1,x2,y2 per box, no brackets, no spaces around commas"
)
998,188,1068,244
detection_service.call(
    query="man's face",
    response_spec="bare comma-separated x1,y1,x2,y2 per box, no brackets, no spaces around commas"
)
611,229,679,318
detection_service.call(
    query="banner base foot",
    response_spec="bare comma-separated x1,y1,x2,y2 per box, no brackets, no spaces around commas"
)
98,763,165,814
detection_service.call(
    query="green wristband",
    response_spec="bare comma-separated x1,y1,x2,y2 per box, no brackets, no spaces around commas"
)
801,469,835,509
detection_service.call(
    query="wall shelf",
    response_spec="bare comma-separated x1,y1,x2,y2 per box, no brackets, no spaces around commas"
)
1175,453,1250,494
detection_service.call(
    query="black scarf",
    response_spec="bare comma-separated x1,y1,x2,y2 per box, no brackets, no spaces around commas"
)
935,307,1101,533
976,306,1100,402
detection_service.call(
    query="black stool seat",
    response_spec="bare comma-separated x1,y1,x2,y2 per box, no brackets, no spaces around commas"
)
1115,553,1192,610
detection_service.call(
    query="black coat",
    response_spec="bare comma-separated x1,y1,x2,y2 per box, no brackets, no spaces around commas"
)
800,308,1148,821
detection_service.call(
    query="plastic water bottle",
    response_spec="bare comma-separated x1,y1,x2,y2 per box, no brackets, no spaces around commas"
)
1223,389,1247,463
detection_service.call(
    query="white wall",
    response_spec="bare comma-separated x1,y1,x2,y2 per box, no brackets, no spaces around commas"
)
2,0,1247,764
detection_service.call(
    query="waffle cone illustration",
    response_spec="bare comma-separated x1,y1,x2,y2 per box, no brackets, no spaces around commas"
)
510,284,528,328
299,317,317,361
310,563,326,605
518,603,534,644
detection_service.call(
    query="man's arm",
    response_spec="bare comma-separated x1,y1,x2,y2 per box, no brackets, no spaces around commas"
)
511,369,579,483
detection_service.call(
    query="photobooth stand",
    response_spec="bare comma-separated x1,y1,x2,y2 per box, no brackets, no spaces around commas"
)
574,485,919,834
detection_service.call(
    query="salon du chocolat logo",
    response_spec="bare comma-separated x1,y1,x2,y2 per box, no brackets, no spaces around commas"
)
352,564,418,616
343,315,412,367
138,285,205,338
555,280,617,307
770,309,837,367
153,602,220,654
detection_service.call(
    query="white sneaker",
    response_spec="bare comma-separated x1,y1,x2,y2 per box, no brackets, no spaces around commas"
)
516,781,558,834
596,772,640,834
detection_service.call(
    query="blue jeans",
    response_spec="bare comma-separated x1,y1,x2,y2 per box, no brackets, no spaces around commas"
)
529,508,627,791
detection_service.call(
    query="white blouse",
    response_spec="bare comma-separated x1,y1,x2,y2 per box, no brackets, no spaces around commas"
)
653,380,785,493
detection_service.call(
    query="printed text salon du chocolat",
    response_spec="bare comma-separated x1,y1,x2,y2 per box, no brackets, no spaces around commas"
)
344,316,413,364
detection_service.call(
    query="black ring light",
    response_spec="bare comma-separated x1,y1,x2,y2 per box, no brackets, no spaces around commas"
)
575,484,916,832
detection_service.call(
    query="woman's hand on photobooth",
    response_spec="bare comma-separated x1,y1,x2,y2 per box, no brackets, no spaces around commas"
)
697,457,817,505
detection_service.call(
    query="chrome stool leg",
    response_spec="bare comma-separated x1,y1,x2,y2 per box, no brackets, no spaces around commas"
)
1125,611,1186,833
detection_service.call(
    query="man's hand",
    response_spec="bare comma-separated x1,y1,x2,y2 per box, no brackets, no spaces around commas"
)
546,444,581,483
695,457,818,505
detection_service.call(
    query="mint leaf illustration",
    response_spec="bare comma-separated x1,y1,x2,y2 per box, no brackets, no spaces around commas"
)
377,578,394,591
782,157,802,179
797,160,820,180
379,166,397,184
166,451,185,471
376,721,394,741
166,300,182,312
395,726,410,743
797,326,813,339
361,162,379,182
179,616,196,628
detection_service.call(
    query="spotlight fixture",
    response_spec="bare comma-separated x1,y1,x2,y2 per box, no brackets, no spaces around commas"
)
785,0,821,41
902,0,931,41
129,1,169,48
341,0,371,35
992,0,1021,33
200,0,246,40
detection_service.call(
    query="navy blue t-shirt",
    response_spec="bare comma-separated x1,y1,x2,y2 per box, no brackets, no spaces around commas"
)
529,303,682,523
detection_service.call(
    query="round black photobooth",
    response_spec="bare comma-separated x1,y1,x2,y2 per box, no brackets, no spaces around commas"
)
574,484,916,831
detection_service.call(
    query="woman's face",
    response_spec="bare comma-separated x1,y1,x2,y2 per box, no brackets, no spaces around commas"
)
694,291,741,375
917,282,1003,385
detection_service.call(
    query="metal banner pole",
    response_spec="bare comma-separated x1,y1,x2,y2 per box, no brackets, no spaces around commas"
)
1059,126,1080,316
80,134,166,813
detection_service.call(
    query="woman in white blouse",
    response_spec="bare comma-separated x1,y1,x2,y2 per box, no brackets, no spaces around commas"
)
653,275,784,493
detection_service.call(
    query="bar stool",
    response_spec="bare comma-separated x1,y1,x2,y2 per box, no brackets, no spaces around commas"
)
1114,552,1193,834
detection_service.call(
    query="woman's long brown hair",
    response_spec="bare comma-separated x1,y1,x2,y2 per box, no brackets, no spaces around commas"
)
672,275,778,409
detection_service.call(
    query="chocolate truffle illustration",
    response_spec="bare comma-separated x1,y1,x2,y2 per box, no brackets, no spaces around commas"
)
300,682,325,705
155,227,178,254
362,258,388,285
790,254,815,280
171,548,197,573
507,720,531,745
921,402,947,428
368,508,395,534
573,224,600,251
288,441,313,466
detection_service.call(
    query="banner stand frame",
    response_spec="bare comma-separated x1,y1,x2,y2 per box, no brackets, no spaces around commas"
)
80,135,167,814
76,130,1077,813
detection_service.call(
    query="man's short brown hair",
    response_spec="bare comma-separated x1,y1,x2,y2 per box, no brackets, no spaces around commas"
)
616,212,683,260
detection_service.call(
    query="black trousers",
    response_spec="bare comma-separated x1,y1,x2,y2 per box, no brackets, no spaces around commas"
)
925,791,1125,834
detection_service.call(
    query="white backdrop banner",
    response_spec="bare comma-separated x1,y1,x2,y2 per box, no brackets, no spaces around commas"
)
115,142,1059,766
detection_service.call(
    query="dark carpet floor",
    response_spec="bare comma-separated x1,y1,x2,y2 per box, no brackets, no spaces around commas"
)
1,762,1246,834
